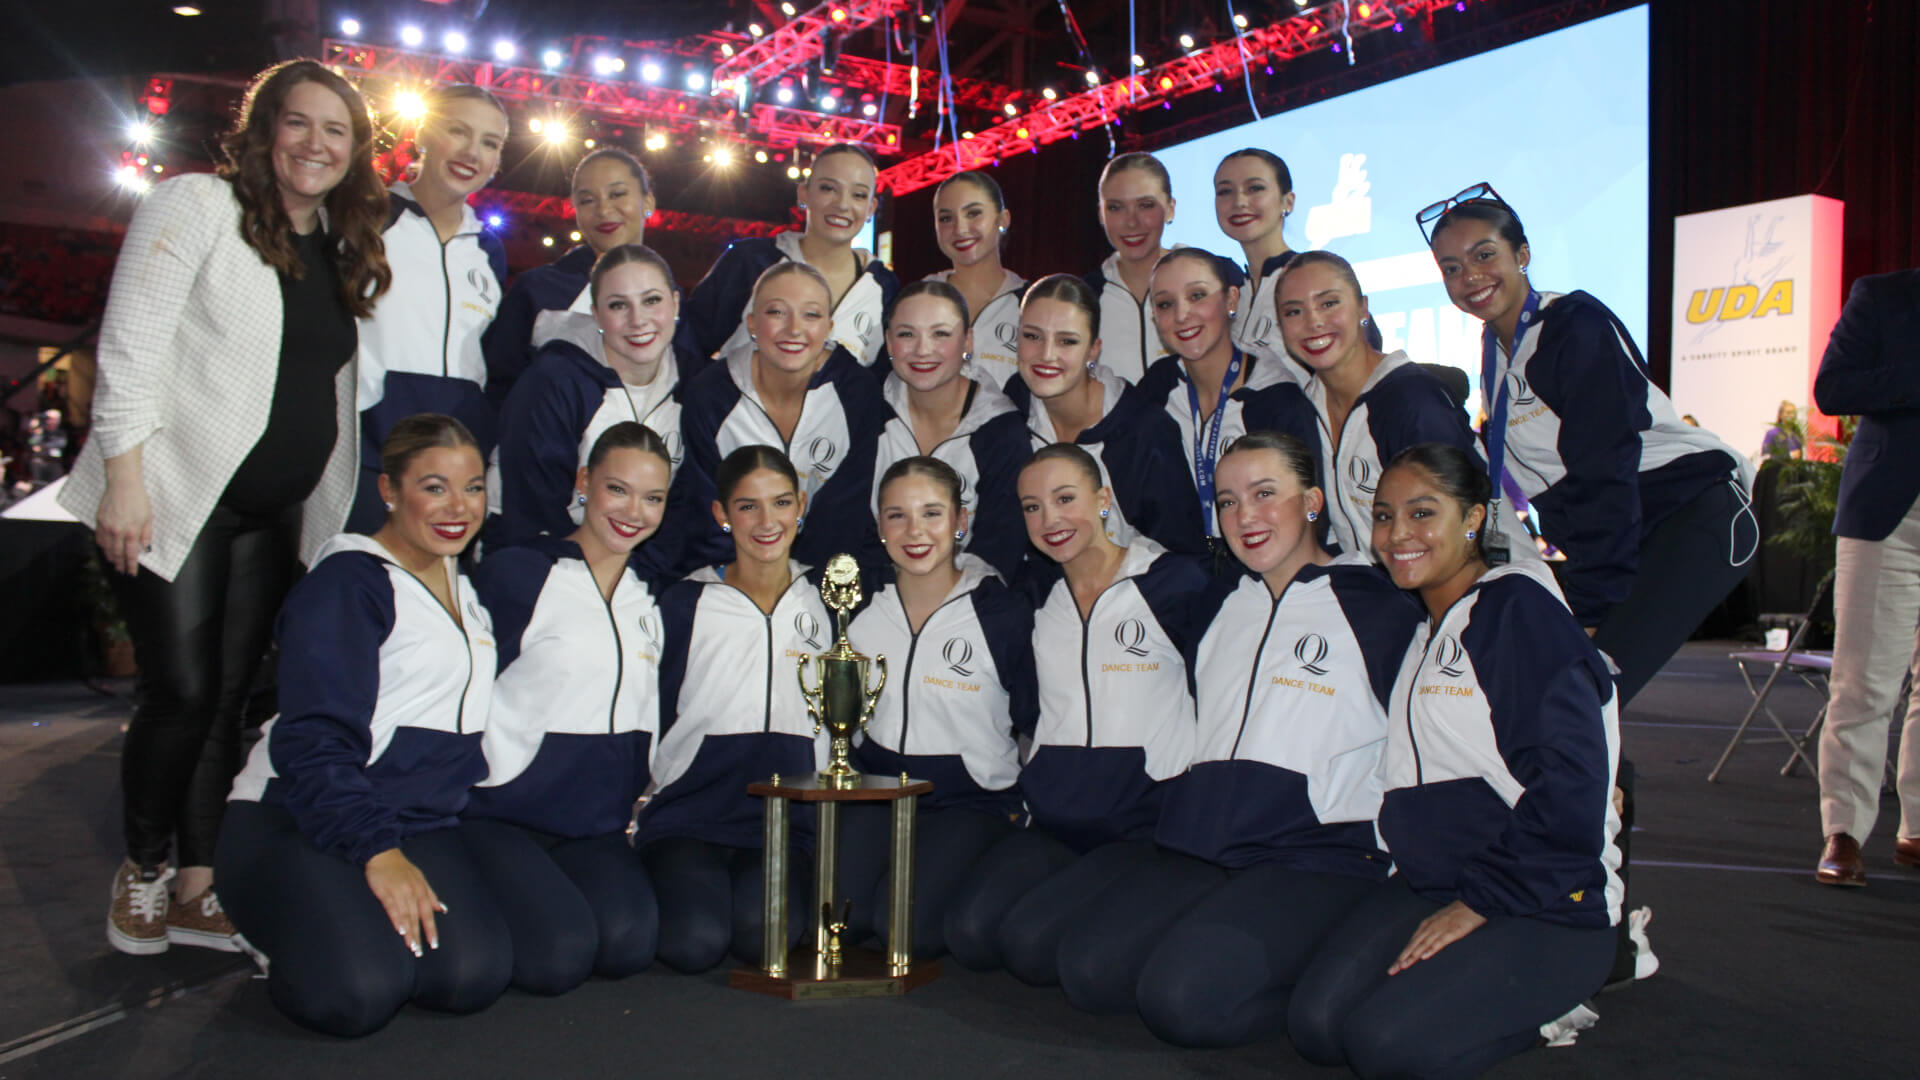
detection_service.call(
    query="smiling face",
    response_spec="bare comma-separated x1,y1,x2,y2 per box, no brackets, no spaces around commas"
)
271,79,355,221
748,270,834,378
593,260,678,378
1213,155,1294,247
574,156,654,254
887,292,971,394
575,446,669,555
1018,456,1110,566
934,177,1009,269
1277,259,1370,377
414,96,507,203
798,151,877,246
713,467,806,568
1150,256,1239,364
1431,216,1530,329
1371,462,1487,597
879,471,967,578
1214,447,1322,585
1016,296,1100,401
377,445,487,564
1099,168,1173,265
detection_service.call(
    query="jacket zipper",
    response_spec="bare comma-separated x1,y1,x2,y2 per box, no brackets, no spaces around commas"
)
438,232,454,378
892,589,971,753
1404,591,1476,784
1317,410,1361,550
1228,584,1289,760
598,572,624,734
394,561,474,734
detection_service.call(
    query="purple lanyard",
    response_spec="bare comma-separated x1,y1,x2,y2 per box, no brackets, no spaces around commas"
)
1186,349,1244,536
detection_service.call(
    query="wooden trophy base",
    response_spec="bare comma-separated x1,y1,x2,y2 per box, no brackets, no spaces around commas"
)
730,947,940,1000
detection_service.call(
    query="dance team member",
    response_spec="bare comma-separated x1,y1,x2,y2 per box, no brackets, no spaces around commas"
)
218,416,508,1037
1290,442,1621,1078
874,280,1031,578
65,59,390,956
483,148,656,406
1422,184,1755,704
1055,433,1420,1045
1084,152,1182,383
1134,248,1304,552
491,244,686,549
835,456,1037,957
1213,148,1300,373
347,84,509,531
677,143,898,367
1007,274,1206,557
462,423,673,994
635,446,829,972
925,170,1027,388
1272,251,1482,557
667,262,886,575
944,444,1205,984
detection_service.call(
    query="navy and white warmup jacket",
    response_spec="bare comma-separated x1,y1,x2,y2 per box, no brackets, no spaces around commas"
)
1228,249,1381,372
665,347,888,577
1021,539,1207,851
1007,365,1208,558
1157,558,1419,876
354,183,507,493
874,372,1032,579
1084,251,1167,384
1489,290,1752,626
1135,348,1313,539
632,563,832,849
480,243,596,409
848,556,1037,817
465,537,665,838
488,332,685,549
675,232,900,367
229,534,496,865
1380,559,1623,928
922,268,1027,390
1286,349,1481,556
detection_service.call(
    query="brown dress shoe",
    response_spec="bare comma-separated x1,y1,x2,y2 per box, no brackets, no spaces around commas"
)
1896,836,1920,869
1817,833,1866,886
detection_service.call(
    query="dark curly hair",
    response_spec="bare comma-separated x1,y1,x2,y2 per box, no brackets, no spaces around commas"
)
217,59,392,318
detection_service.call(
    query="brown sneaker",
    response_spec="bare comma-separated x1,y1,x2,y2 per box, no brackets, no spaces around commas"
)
166,888,242,952
107,860,174,955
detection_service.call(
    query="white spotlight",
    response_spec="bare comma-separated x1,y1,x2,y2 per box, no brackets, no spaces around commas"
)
542,48,564,69
493,40,517,62
863,102,878,117
640,61,663,83
400,25,424,47
819,94,838,111
444,32,468,54
1178,33,1196,49
685,71,707,92
339,17,361,36
126,120,155,143
776,86,795,105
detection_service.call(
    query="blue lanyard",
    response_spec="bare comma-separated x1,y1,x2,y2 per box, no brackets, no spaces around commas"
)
1186,349,1244,536
1480,290,1540,505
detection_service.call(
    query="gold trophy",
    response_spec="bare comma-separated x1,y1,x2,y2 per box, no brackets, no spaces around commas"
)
796,554,887,787
733,554,939,999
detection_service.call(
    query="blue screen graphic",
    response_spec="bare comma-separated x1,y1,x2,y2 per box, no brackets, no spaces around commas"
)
1155,5,1649,385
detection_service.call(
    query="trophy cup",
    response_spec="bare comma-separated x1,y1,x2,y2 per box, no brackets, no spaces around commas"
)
732,555,940,999
796,555,887,786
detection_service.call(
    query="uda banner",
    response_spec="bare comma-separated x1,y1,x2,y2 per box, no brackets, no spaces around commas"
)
1670,195,1844,459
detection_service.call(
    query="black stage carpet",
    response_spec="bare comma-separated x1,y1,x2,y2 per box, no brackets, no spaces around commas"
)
2,644,1915,1079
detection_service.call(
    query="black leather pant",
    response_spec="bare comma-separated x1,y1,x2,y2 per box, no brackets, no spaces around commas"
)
111,503,301,868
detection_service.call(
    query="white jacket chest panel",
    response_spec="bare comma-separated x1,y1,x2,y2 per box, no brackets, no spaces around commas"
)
850,586,1017,789
659,580,831,754
1383,608,1524,807
366,563,495,763
357,212,499,408
717,387,852,500
874,417,984,516
1031,573,1194,779
579,388,685,473
1314,400,1387,556
1194,574,1387,824
483,563,663,786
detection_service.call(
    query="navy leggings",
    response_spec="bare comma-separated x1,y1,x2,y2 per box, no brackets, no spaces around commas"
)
1288,877,1616,1080
214,801,512,1038
639,835,808,973
460,819,658,994
943,831,1158,984
1056,849,1378,1047
835,803,1013,960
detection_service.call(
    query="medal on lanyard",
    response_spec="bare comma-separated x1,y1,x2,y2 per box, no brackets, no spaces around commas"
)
1479,291,1539,566
1187,350,1244,536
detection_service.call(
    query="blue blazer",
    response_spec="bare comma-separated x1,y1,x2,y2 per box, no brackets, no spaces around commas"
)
1816,269,1920,541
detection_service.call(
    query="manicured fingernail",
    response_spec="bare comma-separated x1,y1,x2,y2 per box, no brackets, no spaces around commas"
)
436,902,449,913
429,939,440,950
411,942,423,957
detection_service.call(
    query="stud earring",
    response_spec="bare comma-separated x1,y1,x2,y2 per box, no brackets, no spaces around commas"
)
384,501,395,512
1099,508,1110,520
1465,529,1477,541
962,351,972,363
1306,510,1318,522
721,523,732,534
796,516,805,529
955,529,966,540
576,492,587,506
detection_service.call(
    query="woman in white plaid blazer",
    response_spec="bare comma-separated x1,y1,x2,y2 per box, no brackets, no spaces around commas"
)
59,60,394,957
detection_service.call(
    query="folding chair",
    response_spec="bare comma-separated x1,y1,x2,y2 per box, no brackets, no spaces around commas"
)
1708,577,1833,782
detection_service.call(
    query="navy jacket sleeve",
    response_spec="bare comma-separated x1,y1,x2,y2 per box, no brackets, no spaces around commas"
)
655,580,702,738
975,580,1039,738
1372,366,1478,462
493,346,599,549
1815,272,1920,414
967,412,1035,580
1529,301,1651,626
675,239,778,362
269,554,404,865
483,277,540,411
1328,566,1422,709
1138,553,1213,687
1105,391,1209,558
1455,581,1615,919
471,547,555,672
656,367,735,575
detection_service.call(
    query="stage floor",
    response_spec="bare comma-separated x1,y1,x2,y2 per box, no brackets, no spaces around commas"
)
2,643,1915,1079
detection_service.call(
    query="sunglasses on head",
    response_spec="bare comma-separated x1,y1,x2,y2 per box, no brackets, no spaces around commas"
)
1416,182,1510,243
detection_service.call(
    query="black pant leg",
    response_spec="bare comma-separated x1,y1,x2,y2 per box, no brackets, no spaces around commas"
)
398,825,514,1014
641,836,736,973
999,839,1161,987
942,828,1076,972
726,842,809,967
1056,848,1226,1015
459,818,598,995
1286,878,1437,1068
548,832,658,977
866,805,1013,960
